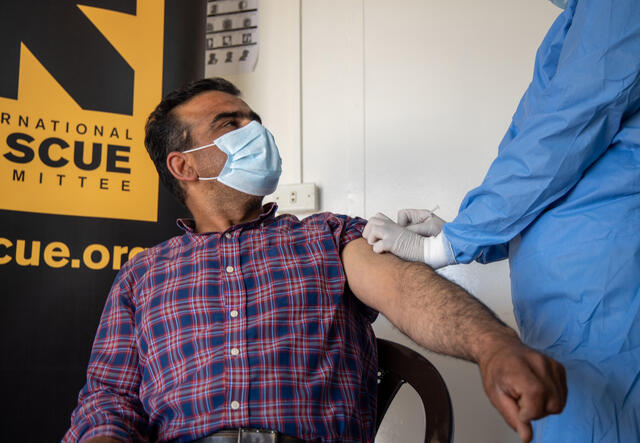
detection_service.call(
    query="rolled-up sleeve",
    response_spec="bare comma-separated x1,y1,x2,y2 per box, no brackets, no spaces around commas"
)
443,0,640,263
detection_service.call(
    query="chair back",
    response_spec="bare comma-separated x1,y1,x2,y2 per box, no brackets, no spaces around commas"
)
376,338,454,443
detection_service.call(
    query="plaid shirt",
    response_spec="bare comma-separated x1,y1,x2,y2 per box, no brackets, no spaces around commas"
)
64,204,378,443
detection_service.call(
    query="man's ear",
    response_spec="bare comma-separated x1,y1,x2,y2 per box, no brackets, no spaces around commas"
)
167,151,198,183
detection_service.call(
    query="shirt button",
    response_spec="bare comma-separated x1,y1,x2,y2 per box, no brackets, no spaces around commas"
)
225,233,232,239
230,401,240,410
231,347,240,356
230,310,239,318
226,266,234,273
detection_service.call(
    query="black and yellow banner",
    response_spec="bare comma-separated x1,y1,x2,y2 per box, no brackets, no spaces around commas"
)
0,1,205,440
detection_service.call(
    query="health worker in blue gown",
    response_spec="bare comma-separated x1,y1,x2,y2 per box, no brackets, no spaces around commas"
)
363,0,640,441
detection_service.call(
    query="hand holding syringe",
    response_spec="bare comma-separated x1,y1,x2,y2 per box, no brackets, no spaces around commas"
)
396,205,446,237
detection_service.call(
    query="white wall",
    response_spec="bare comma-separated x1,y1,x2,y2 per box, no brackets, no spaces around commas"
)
225,0,302,185
225,1,561,441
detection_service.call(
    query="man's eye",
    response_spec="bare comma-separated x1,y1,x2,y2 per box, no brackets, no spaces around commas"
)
223,121,237,128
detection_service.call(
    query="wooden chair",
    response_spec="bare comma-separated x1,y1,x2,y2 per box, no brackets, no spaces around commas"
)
376,338,454,443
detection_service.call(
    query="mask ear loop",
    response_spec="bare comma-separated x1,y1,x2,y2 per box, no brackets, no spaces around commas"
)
182,142,216,154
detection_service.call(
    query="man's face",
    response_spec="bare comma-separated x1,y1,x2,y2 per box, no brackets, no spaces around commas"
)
173,90,261,178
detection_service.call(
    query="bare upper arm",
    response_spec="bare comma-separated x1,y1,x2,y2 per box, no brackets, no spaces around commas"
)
341,238,408,316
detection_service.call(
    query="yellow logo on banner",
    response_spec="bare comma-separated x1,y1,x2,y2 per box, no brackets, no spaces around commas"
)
0,1,164,222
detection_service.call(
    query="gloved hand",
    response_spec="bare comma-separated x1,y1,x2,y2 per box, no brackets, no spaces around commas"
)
363,213,456,268
362,213,425,262
397,208,446,237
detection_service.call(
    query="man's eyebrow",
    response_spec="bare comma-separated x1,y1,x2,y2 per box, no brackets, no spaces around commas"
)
211,110,262,126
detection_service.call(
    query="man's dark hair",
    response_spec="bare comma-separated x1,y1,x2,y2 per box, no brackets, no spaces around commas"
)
144,77,241,206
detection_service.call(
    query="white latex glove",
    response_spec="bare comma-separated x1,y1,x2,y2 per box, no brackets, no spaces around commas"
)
363,213,425,262
364,213,456,269
397,207,446,237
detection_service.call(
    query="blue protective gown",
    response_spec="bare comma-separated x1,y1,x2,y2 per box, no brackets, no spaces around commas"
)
442,0,640,441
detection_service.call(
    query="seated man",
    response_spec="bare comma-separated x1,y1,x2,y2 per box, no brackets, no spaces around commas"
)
64,78,566,443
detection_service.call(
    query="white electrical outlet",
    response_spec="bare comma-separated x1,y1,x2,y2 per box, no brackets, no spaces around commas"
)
264,183,318,213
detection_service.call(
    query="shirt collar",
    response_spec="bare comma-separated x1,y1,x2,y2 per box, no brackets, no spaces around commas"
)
176,202,278,235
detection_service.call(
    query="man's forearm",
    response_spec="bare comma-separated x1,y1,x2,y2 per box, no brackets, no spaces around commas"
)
391,259,519,363
342,237,516,362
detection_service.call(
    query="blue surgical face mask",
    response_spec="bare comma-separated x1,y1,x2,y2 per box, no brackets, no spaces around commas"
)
549,0,569,9
182,120,282,196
